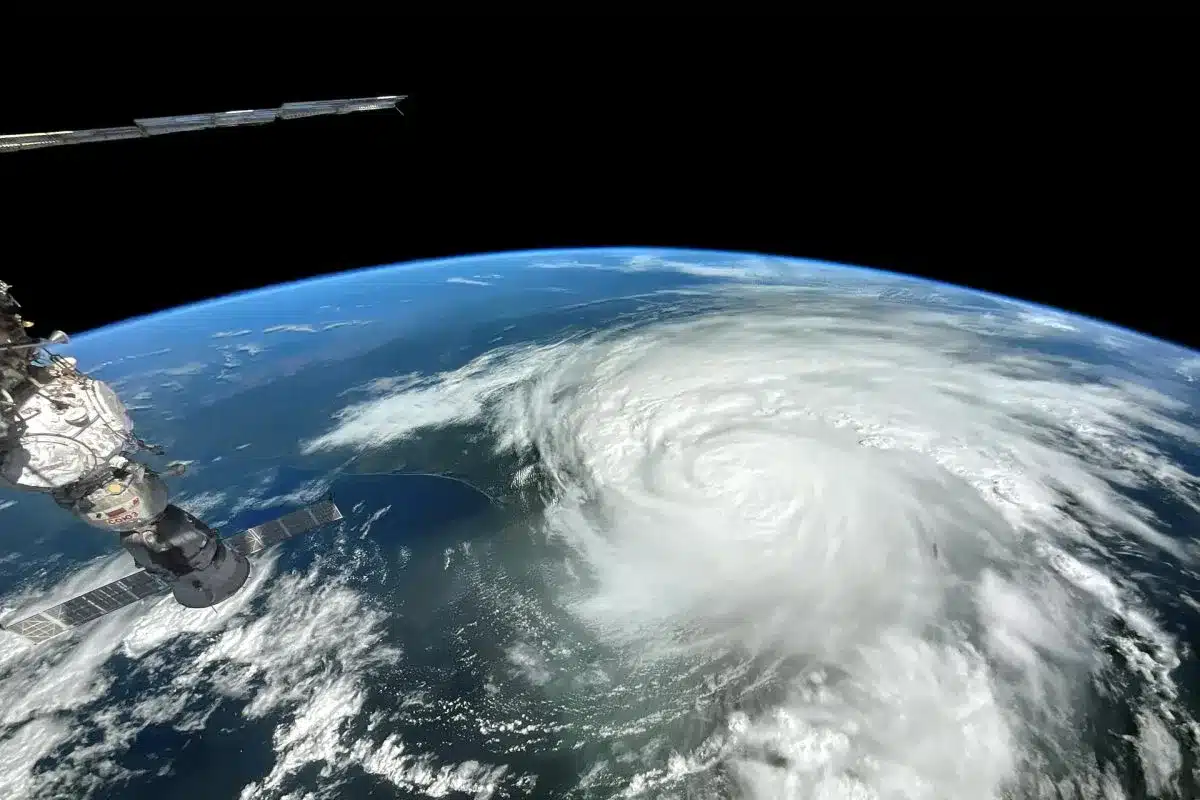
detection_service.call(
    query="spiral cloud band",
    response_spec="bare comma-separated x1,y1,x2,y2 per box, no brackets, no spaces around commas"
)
303,283,1200,798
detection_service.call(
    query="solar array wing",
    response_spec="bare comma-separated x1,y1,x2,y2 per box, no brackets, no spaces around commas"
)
4,499,343,644
224,498,344,558
2,569,168,644
0,96,405,153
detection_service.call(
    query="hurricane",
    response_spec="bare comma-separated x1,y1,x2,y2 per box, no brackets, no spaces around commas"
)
5,255,1200,799
305,281,1200,798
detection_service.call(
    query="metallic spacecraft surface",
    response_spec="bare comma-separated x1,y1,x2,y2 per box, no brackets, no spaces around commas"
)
0,95,405,153
0,98,389,641
1,279,344,643
4,499,344,645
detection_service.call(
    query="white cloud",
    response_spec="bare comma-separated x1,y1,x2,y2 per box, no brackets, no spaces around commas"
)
162,362,206,376
300,284,1198,796
1018,311,1079,332
125,348,172,360
1177,357,1200,383
230,475,331,517
447,277,492,287
263,321,372,335
0,500,15,512
211,329,253,339
0,535,451,799
263,324,317,334
321,320,371,331
173,490,227,519
527,259,605,270
300,343,569,454
621,253,798,280
234,342,265,356
527,252,849,284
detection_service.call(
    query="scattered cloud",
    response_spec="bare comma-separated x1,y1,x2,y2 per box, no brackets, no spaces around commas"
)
1018,312,1078,333
621,253,804,281
263,324,317,334
293,284,1200,796
1177,358,1200,383
320,320,372,332
0,500,16,512
131,391,152,401
0,536,457,800
174,490,228,519
231,475,331,517
211,329,253,339
527,253,814,282
263,321,372,335
446,277,492,287
528,259,605,270
80,350,171,375
127,348,173,360
162,362,207,376
234,343,265,357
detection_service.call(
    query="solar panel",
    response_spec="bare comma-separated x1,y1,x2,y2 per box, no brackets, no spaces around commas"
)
3,97,405,153
224,498,344,558
3,569,168,644
4,499,343,644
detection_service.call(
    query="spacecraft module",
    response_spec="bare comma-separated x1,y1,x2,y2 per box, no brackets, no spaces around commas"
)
0,97,391,642
0,278,342,644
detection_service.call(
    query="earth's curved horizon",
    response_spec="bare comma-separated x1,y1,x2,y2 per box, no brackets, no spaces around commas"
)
73,248,1192,353
2,247,1199,799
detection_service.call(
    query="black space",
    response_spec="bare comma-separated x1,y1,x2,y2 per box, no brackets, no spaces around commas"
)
4,63,1197,349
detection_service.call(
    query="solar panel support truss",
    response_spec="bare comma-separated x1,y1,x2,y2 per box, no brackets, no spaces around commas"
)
0,96,405,153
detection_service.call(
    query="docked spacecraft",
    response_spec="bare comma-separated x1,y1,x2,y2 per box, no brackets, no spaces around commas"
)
0,281,345,644
0,96,399,642
0,279,345,643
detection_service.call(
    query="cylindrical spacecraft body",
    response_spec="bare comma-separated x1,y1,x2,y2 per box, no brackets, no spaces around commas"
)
120,504,250,608
0,366,132,492
65,460,169,531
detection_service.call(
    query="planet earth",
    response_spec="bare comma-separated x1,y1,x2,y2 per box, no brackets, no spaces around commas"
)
1,248,1199,799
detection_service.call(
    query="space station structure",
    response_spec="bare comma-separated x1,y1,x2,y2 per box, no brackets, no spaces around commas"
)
0,95,405,153
0,98,386,642
0,280,343,643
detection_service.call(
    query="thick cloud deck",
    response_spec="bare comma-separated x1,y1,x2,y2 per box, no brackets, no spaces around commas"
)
305,284,1200,798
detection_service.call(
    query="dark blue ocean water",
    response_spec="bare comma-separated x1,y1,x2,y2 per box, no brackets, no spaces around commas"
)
30,470,499,800
4,252,1200,798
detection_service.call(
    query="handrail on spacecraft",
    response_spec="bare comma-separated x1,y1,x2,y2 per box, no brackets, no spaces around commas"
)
0,95,405,153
